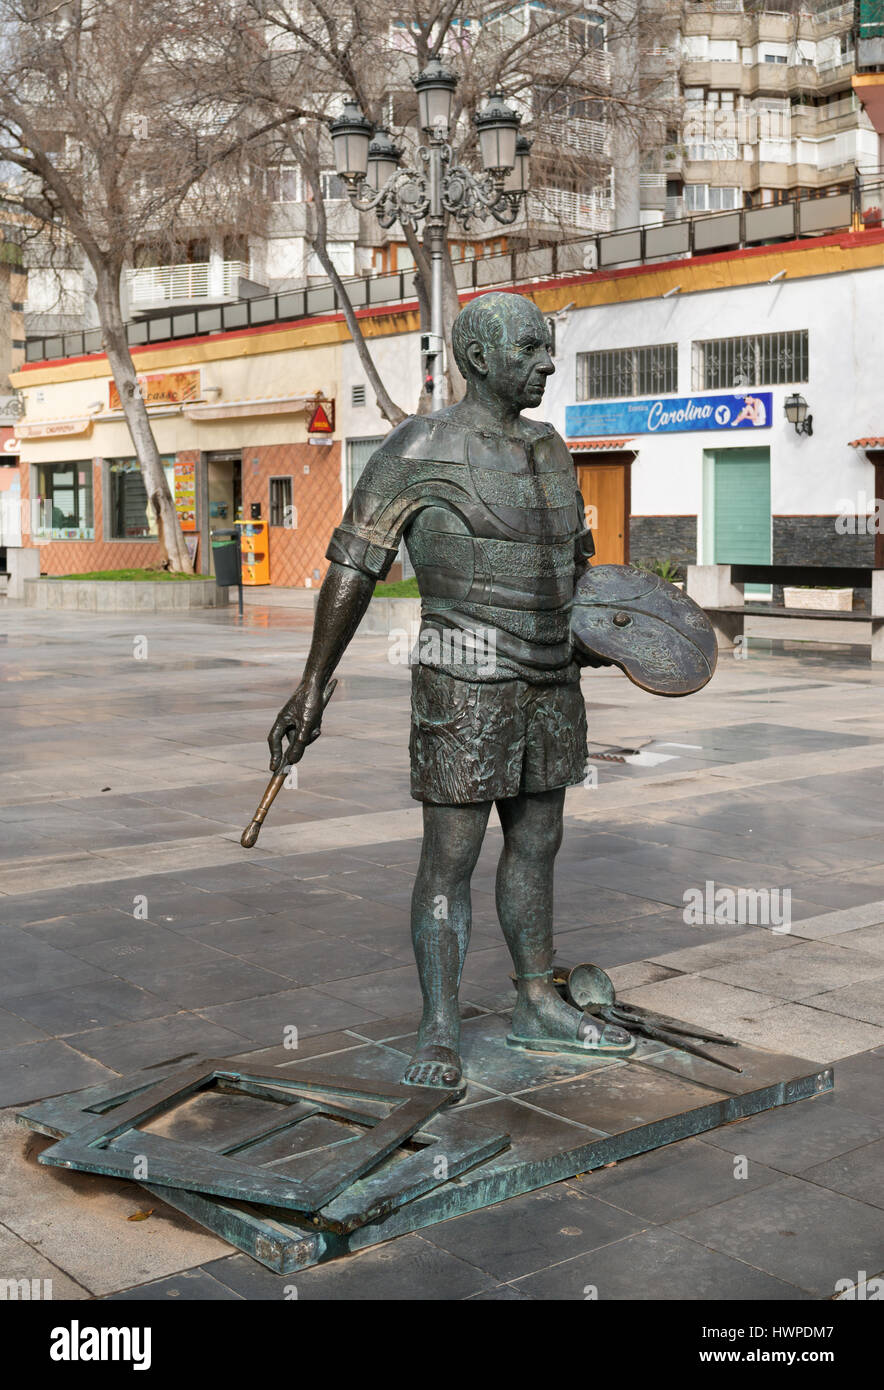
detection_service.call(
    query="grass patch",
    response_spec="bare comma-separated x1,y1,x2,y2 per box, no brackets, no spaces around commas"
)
59,568,205,581
373,576,419,598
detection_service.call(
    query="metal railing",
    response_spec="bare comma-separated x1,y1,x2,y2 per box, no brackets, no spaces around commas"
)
25,180,884,366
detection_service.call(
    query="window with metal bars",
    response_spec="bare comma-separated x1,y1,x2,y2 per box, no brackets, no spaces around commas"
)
575,343,677,400
693,330,808,390
269,476,293,528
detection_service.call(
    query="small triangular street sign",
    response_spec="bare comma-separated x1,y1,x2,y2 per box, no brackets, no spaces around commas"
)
307,400,334,433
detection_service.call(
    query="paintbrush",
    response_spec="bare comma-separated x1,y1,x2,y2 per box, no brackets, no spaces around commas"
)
241,680,337,848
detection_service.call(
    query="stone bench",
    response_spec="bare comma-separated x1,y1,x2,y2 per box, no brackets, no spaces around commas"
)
687,565,884,660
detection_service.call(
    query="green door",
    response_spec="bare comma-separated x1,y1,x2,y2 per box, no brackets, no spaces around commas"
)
712,448,771,593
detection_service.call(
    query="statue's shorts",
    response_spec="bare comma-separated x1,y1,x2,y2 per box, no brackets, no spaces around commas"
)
409,664,588,805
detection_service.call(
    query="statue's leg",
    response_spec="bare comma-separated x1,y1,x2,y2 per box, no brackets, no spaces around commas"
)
402,799,492,1088
496,788,634,1056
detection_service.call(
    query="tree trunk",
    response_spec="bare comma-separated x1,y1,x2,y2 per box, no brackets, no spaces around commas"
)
306,178,406,428
94,267,191,572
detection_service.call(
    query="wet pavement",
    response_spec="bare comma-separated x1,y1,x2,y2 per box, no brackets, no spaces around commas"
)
1,601,883,1299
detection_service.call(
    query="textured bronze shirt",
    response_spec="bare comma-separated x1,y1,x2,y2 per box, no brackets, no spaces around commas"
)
326,413,594,683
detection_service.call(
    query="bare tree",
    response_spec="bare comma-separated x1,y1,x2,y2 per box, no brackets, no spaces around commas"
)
248,0,680,419
0,0,304,569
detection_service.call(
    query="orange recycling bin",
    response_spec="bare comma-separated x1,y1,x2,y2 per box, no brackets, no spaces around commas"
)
240,521,270,585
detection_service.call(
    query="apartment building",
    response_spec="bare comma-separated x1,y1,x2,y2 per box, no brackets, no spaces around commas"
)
24,5,640,340
641,1,876,225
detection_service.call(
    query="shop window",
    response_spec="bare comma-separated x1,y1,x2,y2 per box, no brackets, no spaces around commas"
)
108,458,175,538
269,476,294,528
33,461,94,540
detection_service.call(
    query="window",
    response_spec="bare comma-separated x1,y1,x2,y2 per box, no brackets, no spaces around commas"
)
684,184,740,212
33,462,93,539
693,330,809,390
269,476,293,528
347,437,384,500
320,171,347,201
267,165,301,202
576,344,677,401
567,10,606,51
764,53,788,64
108,458,174,539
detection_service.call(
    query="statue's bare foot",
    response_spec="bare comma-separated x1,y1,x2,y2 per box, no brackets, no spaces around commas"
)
510,988,634,1057
402,1044,463,1089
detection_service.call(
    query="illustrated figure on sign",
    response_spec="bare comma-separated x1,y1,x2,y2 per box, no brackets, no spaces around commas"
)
731,395,767,428
267,292,634,1089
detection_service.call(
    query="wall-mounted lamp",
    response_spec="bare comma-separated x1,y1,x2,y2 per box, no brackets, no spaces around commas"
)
784,392,813,437
768,269,787,283
661,285,682,299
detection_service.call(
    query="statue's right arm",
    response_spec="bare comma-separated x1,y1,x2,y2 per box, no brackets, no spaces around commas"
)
267,561,374,772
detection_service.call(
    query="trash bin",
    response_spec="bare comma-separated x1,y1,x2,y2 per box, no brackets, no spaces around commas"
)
211,529,241,587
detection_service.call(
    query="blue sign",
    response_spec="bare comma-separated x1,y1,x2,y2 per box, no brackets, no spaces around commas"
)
566,392,773,438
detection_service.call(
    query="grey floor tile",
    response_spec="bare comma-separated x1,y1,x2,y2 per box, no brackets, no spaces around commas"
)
513,1226,811,1300
419,1183,643,1282
203,1236,494,1300
0,1006,48,1048
801,1138,884,1209
65,1012,253,1071
573,1135,781,1222
7,978,170,1035
668,1175,884,1298
700,1090,884,1174
105,1268,243,1301
0,1038,116,1107
197,986,384,1046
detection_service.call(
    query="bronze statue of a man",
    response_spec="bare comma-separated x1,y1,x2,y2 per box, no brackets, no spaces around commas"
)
268,291,634,1089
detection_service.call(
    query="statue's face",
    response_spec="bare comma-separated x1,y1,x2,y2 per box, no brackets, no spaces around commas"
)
469,302,555,412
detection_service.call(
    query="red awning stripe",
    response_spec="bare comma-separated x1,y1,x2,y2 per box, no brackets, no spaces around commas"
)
849,437,884,448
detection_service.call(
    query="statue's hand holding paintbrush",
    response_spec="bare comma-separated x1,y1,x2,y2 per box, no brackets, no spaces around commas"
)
241,678,337,848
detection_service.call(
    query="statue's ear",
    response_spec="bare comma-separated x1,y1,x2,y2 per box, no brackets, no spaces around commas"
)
466,340,488,377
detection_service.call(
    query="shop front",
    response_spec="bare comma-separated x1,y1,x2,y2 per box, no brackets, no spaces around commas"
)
10,332,345,586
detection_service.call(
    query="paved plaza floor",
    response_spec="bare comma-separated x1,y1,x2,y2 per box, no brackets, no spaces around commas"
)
0,601,883,1300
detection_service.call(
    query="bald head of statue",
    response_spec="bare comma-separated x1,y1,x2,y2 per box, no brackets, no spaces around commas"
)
450,291,555,418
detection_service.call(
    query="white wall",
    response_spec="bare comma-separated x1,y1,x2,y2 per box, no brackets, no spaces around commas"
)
541,264,884,524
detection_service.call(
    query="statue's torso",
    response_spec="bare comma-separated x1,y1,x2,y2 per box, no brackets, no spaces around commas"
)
329,413,591,682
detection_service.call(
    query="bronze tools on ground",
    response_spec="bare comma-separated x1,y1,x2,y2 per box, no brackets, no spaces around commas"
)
550,961,743,1074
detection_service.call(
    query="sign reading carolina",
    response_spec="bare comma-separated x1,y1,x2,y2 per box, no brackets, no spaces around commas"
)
567,392,773,437
109,371,200,410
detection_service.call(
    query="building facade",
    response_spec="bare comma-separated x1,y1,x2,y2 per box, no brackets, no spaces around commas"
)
10,222,884,605
640,1,876,226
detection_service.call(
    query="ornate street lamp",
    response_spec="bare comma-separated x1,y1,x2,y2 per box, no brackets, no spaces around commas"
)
784,393,813,437
329,74,529,410
504,134,532,195
474,91,521,177
413,58,457,135
366,128,402,193
328,99,373,180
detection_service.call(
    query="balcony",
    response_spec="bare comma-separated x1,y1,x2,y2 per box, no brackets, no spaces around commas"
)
537,116,610,159
125,260,249,313
526,186,615,234
680,59,744,89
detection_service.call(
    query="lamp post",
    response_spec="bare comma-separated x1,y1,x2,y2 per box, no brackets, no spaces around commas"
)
329,65,528,411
